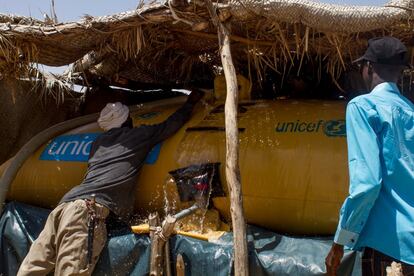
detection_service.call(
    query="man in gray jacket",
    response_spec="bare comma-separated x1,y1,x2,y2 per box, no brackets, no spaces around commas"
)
18,90,203,276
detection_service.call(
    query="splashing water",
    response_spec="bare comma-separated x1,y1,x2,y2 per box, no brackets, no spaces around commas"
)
159,171,221,234
199,166,214,233
163,177,178,217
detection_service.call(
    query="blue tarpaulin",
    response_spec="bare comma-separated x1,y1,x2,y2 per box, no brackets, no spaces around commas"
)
0,202,361,275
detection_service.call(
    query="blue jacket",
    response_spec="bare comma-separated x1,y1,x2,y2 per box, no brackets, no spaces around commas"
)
334,82,414,264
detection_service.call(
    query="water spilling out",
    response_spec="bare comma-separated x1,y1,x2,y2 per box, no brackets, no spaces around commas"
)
161,165,226,235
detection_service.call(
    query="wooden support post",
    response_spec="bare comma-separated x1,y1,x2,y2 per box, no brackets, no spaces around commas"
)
149,212,160,240
149,228,163,275
220,22,249,276
165,240,172,276
149,212,161,276
150,215,177,276
205,2,249,275
148,205,202,276
176,254,185,276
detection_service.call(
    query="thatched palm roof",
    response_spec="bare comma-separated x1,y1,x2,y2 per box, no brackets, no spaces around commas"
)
0,0,413,90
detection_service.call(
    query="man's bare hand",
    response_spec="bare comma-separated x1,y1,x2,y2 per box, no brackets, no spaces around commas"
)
325,243,344,276
186,89,204,104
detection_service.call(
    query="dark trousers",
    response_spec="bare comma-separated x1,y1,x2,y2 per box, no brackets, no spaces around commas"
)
362,247,414,276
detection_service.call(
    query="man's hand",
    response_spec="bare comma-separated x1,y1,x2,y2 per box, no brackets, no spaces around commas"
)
325,243,344,276
186,89,204,104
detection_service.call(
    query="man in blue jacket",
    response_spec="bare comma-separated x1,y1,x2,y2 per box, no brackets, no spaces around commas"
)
326,37,414,275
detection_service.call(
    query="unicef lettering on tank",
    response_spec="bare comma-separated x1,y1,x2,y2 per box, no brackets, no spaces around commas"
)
40,133,101,161
40,133,162,163
275,119,346,137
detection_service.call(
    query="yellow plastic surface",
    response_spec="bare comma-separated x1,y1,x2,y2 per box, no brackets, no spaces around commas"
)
130,224,226,241
1,98,349,235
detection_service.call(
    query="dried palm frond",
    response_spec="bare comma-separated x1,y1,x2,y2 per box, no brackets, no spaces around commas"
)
0,0,412,98
26,68,73,105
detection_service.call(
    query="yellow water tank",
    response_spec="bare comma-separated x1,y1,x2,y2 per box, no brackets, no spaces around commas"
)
1,98,349,235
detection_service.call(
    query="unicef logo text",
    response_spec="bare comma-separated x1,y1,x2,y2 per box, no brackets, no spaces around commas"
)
275,120,346,137
40,133,101,162
323,120,346,137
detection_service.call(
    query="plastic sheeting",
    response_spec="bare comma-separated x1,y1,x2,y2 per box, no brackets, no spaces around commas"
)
0,202,361,275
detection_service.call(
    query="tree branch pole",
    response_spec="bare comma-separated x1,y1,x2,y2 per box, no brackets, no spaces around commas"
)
176,254,185,276
205,1,249,275
220,22,249,276
148,204,201,275
149,215,176,276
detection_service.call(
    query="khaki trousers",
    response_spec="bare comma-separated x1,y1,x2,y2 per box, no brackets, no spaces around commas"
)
17,199,109,276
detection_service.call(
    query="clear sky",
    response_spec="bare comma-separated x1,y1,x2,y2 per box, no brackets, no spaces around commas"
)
0,0,139,22
1,0,388,22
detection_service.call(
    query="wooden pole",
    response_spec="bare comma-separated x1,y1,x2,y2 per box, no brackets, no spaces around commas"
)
220,22,249,276
149,215,177,276
149,212,160,240
164,240,172,276
205,1,249,275
176,254,185,276
148,205,202,275
149,212,162,276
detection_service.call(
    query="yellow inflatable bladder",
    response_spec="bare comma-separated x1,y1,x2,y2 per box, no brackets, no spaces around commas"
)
1,98,349,235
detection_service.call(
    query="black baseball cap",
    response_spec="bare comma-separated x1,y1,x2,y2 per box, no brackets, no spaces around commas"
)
354,36,411,67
